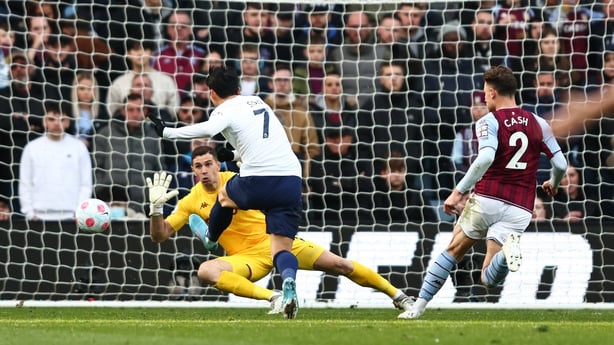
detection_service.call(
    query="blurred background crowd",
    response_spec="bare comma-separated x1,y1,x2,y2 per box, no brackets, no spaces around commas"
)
0,0,613,226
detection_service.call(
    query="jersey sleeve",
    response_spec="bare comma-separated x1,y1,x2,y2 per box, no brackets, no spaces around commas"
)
163,111,229,139
165,192,194,231
535,115,563,158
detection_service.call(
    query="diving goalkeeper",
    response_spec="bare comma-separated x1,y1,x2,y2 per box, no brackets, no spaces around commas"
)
147,145,414,315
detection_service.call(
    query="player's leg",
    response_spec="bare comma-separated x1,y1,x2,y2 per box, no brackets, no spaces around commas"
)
399,225,478,319
265,177,303,319
226,175,303,319
199,252,277,303
302,244,413,310
481,205,530,286
206,179,239,242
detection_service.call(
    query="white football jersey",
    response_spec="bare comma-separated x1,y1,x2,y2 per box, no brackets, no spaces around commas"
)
164,95,301,177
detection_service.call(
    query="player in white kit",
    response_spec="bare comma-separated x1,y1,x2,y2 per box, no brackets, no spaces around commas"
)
147,66,302,319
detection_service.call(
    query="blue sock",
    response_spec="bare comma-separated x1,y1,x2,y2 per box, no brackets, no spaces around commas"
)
482,251,509,287
419,251,457,301
273,250,298,281
208,199,234,242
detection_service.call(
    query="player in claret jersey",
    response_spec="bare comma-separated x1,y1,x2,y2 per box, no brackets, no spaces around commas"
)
400,65,568,319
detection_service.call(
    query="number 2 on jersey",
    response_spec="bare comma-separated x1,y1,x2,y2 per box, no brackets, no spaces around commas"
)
253,108,270,138
505,131,528,170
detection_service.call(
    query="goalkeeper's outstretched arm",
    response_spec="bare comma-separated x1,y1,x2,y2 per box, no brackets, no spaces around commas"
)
146,171,179,243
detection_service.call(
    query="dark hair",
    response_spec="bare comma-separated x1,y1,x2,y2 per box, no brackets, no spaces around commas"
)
126,38,155,52
125,93,143,103
44,100,69,116
191,145,216,164
206,66,240,99
387,150,406,172
483,65,517,98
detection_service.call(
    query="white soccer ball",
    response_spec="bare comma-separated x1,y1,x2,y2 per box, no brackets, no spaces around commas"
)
75,198,111,233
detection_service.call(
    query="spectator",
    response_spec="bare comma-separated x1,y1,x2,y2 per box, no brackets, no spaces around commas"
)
552,163,600,222
199,49,223,74
154,10,205,91
225,2,276,75
183,72,212,112
422,20,474,199
546,0,602,87
522,67,560,118
357,61,425,174
372,150,437,224
589,0,614,83
237,44,270,96
0,21,15,89
128,73,174,123
31,33,76,101
469,7,507,87
532,195,550,222
395,2,437,60
19,100,92,220
263,65,320,180
292,34,337,106
93,93,164,215
329,11,384,107
270,3,298,66
0,49,45,214
70,70,108,150
307,126,372,223
520,25,571,101
376,12,410,62
99,0,168,55
308,71,358,145
294,4,343,59
108,39,178,118
24,15,51,63
492,0,536,66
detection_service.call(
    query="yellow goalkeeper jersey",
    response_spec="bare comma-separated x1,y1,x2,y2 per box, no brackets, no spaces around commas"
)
166,171,268,255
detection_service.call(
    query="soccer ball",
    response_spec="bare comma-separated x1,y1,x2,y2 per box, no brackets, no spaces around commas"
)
75,198,111,233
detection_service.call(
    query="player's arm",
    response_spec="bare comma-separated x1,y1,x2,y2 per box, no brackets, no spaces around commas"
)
148,110,228,139
455,115,499,194
550,87,614,136
149,214,175,243
146,171,179,242
539,117,568,196
542,151,567,197
444,117,497,215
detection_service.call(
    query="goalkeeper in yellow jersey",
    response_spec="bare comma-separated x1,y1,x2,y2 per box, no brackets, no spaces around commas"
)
147,145,413,315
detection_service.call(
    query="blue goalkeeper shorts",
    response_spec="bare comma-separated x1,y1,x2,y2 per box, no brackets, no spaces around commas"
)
225,175,302,239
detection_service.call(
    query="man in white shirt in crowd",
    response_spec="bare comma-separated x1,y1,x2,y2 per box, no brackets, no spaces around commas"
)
19,100,92,220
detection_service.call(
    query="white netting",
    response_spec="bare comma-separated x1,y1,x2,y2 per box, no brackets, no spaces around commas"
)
0,1,613,306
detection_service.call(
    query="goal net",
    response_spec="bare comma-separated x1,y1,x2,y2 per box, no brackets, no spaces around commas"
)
0,1,613,308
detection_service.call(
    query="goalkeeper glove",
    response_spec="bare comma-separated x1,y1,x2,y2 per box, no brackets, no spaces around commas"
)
146,171,179,216
147,113,167,137
216,146,235,162
188,214,219,251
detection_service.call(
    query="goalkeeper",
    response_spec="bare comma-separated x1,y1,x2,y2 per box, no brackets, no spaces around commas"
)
147,145,414,315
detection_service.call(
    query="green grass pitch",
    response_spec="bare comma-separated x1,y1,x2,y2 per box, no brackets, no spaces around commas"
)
0,307,612,345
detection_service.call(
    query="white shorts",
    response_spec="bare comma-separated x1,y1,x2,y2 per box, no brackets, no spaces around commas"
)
457,194,532,245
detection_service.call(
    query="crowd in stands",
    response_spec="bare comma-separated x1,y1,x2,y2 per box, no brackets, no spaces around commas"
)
0,0,613,226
